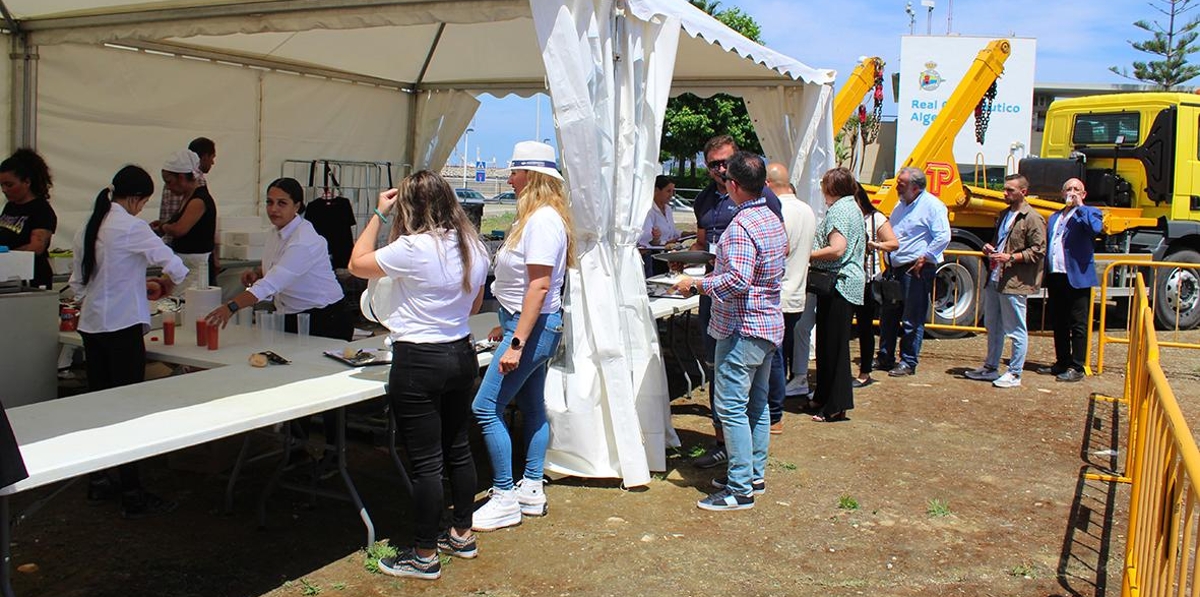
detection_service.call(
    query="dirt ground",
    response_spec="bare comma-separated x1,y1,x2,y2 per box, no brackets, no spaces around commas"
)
11,323,1200,597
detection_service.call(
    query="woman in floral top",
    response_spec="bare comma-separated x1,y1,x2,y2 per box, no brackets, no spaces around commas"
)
809,167,866,422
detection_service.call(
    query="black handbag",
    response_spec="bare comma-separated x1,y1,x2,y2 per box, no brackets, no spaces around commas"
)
807,267,840,296
871,242,904,306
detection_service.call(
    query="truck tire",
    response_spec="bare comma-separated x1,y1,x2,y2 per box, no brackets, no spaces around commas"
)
927,241,982,339
1154,249,1200,330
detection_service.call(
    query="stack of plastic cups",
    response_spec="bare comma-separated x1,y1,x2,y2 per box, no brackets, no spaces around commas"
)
296,313,311,346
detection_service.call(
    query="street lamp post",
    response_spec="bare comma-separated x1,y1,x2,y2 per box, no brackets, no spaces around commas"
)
462,126,474,189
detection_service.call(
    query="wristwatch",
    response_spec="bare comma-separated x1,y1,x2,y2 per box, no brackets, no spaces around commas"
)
226,300,240,314
690,281,700,295
510,337,524,351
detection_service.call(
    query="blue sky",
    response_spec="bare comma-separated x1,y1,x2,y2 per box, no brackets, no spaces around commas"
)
458,0,1160,166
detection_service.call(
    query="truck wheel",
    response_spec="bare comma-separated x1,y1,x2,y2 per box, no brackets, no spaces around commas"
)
1154,249,1200,330
927,241,981,339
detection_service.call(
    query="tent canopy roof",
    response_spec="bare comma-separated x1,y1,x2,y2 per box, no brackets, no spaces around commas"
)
3,0,835,93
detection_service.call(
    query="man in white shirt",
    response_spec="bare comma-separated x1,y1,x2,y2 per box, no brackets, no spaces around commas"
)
765,163,817,430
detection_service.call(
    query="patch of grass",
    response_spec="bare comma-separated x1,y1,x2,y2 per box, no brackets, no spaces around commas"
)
1009,563,1036,578
686,444,707,458
480,212,516,236
364,541,397,574
927,498,952,517
837,495,859,510
299,578,321,596
330,582,347,591
768,457,798,471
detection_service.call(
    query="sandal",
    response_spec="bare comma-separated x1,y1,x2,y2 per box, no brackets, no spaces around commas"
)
812,411,847,423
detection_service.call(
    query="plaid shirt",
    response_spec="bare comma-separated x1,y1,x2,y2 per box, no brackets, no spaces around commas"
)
699,197,787,345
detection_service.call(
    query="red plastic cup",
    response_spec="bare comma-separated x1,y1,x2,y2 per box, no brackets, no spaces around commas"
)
196,319,208,347
207,322,220,351
163,319,175,345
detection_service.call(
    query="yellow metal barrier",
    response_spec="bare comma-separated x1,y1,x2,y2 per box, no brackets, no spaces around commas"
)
1115,273,1200,597
1095,259,1200,375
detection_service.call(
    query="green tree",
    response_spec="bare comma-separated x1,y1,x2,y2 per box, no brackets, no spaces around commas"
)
660,1,763,178
1110,0,1200,90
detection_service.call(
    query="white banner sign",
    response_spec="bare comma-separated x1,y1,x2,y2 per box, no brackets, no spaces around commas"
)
895,36,1036,172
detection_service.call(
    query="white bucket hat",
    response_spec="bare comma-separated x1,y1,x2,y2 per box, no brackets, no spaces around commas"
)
508,141,564,181
163,149,202,176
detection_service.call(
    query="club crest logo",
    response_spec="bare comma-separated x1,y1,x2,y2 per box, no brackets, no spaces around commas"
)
919,61,943,91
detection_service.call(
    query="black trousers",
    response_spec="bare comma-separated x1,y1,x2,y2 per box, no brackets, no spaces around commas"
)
387,337,479,550
1047,273,1091,372
80,324,146,491
853,286,879,377
781,310,804,381
284,301,354,342
814,290,855,416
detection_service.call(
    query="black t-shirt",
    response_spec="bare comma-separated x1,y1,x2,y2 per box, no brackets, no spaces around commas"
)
304,196,356,269
169,186,216,255
0,197,57,288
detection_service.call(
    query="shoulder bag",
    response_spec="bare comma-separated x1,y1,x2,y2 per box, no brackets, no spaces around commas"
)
869,215,904,305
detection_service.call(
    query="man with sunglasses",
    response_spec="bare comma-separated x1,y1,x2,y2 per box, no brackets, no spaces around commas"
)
689,135,782,469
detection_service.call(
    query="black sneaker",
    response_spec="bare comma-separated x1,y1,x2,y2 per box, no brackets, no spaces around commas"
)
378,549,441,580
888,363,915,377
437,530,478,559
711,476,765,495
1038,365,1069,376
693,445,728,469
696,488,754,511
120,491,178,520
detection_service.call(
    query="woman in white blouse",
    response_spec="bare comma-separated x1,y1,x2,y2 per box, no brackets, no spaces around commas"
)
204,177,350,340
347,170,489,580
69,165,188,518
471,141,575,532
638,175,680,248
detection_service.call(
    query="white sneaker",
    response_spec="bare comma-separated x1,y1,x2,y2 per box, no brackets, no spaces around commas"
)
471,488,522,531
514,478,548,516
992,371,1022,388
785,376,810,397
964,366,1001,381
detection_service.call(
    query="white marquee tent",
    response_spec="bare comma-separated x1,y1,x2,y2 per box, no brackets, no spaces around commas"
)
1,0,837,487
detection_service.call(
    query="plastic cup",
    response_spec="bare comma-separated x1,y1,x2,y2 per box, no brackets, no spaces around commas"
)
296,313,311,343
257,309,271,343
163,320,175,345
207,322,220,351
196,318,208,346
271,313,286,344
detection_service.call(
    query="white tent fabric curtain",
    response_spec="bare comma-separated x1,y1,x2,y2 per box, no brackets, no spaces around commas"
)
743,84,837,219
531,0,680,485
411,90,480,171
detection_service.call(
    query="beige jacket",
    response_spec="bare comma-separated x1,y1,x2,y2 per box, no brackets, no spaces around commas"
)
992,202,1046,295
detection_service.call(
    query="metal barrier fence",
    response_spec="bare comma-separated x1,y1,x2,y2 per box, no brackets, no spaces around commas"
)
1106,273,1200,597
1096,258,1200,375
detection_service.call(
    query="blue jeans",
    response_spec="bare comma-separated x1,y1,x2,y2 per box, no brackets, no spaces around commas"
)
982,283,1028,376
713,334,774,497
471,308,564,490
876,265,935,370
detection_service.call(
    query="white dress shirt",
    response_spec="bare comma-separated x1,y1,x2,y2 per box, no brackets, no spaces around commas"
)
778,193,817,313
249,215,343,314
70,203,189,333
638,203,680,247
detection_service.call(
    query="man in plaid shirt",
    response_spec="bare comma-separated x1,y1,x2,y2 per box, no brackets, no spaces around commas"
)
673,151,787,511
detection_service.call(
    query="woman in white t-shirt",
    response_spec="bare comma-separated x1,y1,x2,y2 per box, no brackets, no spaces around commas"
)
69,165,189,518
346,170,489,580
853,184,897,388
471,141,575,533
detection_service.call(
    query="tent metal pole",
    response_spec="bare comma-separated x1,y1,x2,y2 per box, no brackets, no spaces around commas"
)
7,34,34,151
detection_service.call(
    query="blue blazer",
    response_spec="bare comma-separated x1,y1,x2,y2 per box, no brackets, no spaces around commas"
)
1047,205,1104,289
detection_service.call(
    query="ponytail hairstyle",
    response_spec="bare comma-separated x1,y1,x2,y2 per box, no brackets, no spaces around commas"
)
81,165,154,285
0,148,53,202
266,177,306,214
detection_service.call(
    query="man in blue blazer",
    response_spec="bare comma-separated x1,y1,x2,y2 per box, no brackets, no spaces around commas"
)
1039,178,1103,382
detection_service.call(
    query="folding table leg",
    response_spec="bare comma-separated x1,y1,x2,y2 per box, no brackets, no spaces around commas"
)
386,407,413,497
333,408,374,547
224,434,254,514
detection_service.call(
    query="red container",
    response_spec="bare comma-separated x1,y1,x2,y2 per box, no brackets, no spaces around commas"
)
207,322,219,351
163,319,175,345
59,307,79,332
196,319,208,346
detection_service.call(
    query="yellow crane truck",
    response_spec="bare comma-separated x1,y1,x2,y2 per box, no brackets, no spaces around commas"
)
872,39,1200,330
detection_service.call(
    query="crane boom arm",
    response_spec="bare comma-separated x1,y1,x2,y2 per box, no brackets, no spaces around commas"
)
832,56,883,132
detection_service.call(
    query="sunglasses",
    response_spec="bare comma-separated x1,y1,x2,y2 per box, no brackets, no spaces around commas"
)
706,159,728,170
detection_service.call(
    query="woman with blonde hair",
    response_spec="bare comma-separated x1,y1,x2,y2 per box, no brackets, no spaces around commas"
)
472,141,575,532
347,170,489,579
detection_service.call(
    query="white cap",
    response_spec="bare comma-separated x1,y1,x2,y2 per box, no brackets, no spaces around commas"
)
163,150,201,176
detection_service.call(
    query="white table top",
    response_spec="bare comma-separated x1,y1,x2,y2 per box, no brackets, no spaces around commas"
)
648,294,700,320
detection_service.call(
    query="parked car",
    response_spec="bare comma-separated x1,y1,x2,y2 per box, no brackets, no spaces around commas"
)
455,188,487,203
454,188,486,230
492,191,517,204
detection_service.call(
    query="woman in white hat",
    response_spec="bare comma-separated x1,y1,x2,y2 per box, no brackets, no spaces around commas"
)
471,141,575,532
153,149,216,295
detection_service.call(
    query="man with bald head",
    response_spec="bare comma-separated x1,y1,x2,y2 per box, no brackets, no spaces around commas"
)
1040,178,1103,382
765,163,816,432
